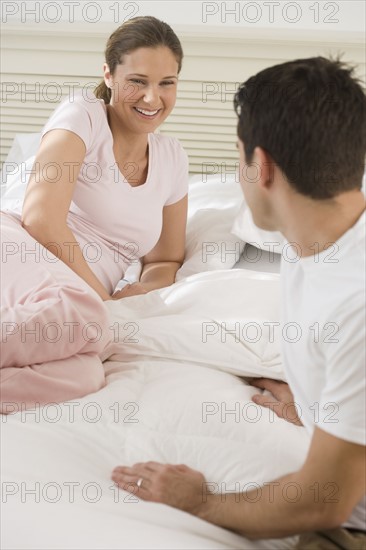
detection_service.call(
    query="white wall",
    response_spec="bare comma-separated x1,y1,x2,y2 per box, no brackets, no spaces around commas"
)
1,0,365,171
1,0,365,32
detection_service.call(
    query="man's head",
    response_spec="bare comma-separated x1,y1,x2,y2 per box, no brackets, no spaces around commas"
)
234,57,366,228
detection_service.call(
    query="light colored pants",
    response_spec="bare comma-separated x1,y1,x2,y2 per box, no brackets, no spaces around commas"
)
0,212,111,413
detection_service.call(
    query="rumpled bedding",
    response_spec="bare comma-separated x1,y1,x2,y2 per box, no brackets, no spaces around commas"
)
1,267,311,549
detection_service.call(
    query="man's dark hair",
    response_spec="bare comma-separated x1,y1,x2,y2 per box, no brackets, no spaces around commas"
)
234,57,366,199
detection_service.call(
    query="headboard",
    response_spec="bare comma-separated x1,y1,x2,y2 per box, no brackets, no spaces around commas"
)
1,23,365,174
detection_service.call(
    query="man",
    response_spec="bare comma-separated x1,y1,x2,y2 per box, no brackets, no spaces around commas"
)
111,57,366,549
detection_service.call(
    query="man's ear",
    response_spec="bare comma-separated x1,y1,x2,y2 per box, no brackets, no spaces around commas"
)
253,147,275,190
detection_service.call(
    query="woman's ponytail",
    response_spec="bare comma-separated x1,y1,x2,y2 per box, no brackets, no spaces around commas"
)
94,80,112,104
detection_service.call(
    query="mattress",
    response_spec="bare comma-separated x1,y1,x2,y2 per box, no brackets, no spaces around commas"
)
1,268,310,549
1,139,310,549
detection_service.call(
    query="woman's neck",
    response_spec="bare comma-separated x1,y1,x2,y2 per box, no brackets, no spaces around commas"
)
106,104,148,159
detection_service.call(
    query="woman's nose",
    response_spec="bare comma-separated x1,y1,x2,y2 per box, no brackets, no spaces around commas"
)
143,85,160,106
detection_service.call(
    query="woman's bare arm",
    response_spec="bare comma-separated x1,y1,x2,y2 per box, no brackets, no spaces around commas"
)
139,194,188,290
112,194,188,299
22,129,111,301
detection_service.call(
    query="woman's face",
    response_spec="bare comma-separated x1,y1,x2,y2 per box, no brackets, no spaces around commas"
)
104,46,179,134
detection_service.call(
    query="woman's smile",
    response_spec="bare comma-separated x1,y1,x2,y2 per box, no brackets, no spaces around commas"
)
133,106,162,119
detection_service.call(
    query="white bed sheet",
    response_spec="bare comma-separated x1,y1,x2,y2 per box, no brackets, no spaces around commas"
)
234,244,281,274
1,269,311,550
1,134,310,549
1,359,308,550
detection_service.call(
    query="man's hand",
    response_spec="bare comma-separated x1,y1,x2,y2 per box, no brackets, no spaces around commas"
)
111,434,366,538
111,461,207,515
111,283,148,300
251,378,303,426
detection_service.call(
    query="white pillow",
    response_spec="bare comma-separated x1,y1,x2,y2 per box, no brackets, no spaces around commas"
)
1,132,40,172
231,201,286,254
232,171,366,252
176,175,245,280
104,269,284,381
187,174,243,217
0,155,36,213
0,132,40,203
177,205,245,281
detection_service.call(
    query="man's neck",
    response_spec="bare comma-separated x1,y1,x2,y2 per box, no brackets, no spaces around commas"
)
278,190,365,258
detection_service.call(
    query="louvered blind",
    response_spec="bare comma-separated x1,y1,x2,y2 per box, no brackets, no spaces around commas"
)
1,24,365,173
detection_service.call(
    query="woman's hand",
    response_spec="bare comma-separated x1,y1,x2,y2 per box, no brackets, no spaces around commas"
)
111,283,148,300
250,378,303,426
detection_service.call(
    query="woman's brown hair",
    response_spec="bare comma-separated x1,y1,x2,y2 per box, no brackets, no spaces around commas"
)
94,16,183,104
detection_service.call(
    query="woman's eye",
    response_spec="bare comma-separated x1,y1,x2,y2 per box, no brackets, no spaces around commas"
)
130,79,145,85
161,81,175,86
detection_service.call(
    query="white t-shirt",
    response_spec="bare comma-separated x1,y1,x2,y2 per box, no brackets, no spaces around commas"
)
281,210,366,530
33,92,188,294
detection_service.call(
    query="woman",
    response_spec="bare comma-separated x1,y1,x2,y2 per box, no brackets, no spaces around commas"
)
0,16,188,411
22,15,188,301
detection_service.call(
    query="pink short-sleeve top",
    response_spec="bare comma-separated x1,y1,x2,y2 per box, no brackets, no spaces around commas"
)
40,92,189,294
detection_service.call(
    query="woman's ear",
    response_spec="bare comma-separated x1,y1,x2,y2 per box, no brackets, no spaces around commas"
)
103,63,112,88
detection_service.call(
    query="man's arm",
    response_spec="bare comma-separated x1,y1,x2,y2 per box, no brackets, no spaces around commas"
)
111,427,365,539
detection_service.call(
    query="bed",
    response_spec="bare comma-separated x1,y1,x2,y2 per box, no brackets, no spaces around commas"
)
0,138,312,550
2,11,365,545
